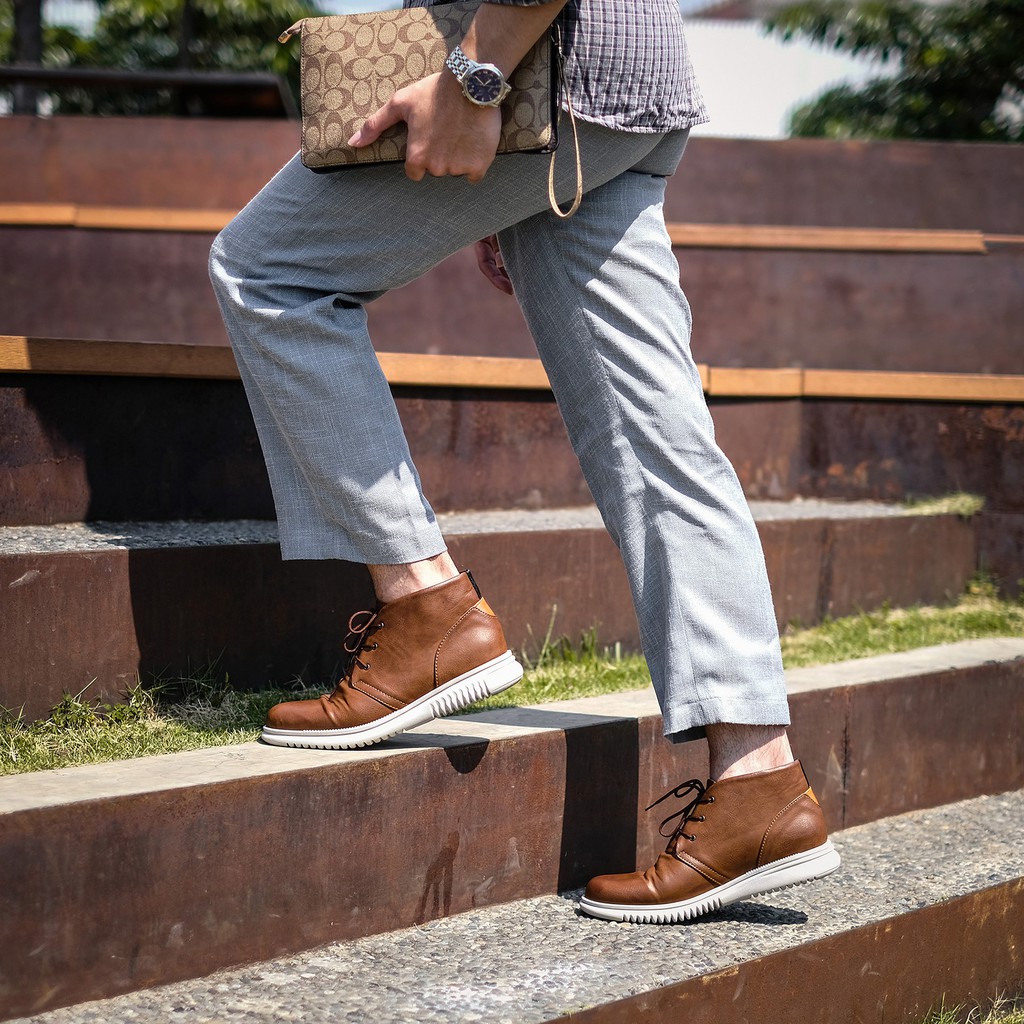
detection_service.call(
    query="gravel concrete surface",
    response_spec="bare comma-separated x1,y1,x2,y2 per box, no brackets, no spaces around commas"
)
11,789,1023,1024
0,499,913,555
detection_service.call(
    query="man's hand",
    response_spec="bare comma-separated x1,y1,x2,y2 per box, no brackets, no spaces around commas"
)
474,235,515,295
349,71,502,183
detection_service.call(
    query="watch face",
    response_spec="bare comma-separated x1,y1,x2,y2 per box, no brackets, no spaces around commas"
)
465,67,505,106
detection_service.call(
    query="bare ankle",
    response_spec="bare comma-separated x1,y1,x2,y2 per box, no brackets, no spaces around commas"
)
368,552,460,604
706,723,794,781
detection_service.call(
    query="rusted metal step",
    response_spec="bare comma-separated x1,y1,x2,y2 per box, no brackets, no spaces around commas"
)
2,639,1022,1020
0,501,978,720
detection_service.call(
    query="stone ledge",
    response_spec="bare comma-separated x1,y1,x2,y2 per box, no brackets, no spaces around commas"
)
6,789,1024,1024
1,642,1022,1019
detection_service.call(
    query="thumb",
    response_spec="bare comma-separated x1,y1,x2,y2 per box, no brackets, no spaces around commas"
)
349,99,404,148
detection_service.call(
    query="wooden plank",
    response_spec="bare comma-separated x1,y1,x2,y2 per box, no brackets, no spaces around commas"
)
376,352,551,390
0,202,77,227
4,337,1023,403
0,337,240,379
803,369,1024,403
74,206,235,233
667,223,989,254
0,204,994,255
706,367,803,398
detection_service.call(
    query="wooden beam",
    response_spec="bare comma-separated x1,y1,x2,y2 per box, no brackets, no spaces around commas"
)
376,352,551,390
706,367,803,398
0,336,240,379
803,369,1024,403
667,223,988,254
3,337,1023,403
0,204,998,255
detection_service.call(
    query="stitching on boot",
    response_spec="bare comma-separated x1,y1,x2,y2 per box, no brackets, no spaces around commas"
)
349,679,404,710
433,604,480,687
757,789,811,866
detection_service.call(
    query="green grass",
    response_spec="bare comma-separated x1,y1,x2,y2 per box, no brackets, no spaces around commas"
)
902,491,986,519
3,579,1022,777
920,996,1024,1024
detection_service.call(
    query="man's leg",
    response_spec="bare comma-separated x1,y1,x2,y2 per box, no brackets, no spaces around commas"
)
208,122,673,747
497,136,839,920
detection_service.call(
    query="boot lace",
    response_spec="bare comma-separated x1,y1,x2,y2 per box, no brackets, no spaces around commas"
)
646,778,715,843
341,609,385,673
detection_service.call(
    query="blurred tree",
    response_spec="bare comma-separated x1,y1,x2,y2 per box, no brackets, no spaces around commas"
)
2,0,320,114
765,0,1024,141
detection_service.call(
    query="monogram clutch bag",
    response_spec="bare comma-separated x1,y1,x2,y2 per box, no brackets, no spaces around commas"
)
279,1,559,173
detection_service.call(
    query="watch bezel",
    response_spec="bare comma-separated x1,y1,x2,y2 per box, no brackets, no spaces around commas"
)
463,65,507,106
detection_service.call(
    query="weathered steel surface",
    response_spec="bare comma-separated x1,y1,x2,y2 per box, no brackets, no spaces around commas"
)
4,373,1021,524
681,245,1024,374
0,115,296,208
0,373,275,525
564,878,1024,1024
668,137,1024,233
844,658,1024,827
0,732,570,1017
3,119,1021,234
0,512,978,723
3,224,1021,373
979,510,1024,597
798,399,1024,510
1,656,1021,1019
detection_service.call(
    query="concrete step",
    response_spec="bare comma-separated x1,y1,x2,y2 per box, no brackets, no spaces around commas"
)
8,786,1023,1024
0,500,979,720
2,639,1022,1019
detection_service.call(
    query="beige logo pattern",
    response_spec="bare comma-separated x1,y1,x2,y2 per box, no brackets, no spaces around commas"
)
294,1,557,171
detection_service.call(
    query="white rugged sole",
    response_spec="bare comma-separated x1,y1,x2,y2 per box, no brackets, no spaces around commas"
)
261,650,523,750
579,840,842,924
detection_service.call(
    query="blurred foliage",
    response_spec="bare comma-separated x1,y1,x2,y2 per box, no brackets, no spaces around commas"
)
765,0,1024,141
2,0,323,114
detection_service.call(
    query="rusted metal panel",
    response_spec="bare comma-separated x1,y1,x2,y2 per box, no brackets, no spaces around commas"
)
683,245,1024,375
0,513,988,722
668,137,1024,234
979,510,1024,597
0,731,571,1017
0,550,141,716
564,878,1024,1024
0,373,275,526
844,659,1024,827
0,116,296,208
3,224,1022,374
824,515,977,618
4,119,1022,235
706,399,803,500
798,399,1024,510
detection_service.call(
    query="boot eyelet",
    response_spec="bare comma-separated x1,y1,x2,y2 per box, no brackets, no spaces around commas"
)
696,815,705,822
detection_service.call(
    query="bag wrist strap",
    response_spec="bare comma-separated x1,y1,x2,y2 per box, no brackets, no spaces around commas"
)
547,29,582,220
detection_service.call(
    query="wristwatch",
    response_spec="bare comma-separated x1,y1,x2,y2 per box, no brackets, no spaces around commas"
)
445,44,511,108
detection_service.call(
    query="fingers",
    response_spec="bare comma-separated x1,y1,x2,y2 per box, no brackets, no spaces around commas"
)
474,236,515,296
348,100,403,150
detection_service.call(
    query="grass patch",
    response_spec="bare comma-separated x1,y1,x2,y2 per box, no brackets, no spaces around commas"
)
3,581,1022,777
903,491,985,519
781,575,1023,668
920,995,1024,1024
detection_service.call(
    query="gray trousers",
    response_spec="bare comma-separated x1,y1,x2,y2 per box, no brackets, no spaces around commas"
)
209,119,789,741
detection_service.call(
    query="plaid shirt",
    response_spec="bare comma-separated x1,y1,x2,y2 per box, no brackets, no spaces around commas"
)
407,0,709,133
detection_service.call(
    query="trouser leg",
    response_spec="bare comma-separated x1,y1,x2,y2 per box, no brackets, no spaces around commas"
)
209,123,669,564
497,135,789,741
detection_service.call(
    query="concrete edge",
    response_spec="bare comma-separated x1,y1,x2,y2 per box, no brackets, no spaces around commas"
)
3,638,1022,815
560,877,1024,1024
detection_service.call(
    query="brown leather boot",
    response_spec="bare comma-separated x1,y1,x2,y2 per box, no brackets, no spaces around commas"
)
581,760,840,923
262,571,522,749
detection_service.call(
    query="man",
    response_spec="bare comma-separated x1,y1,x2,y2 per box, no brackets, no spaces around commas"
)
209,0,839,924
